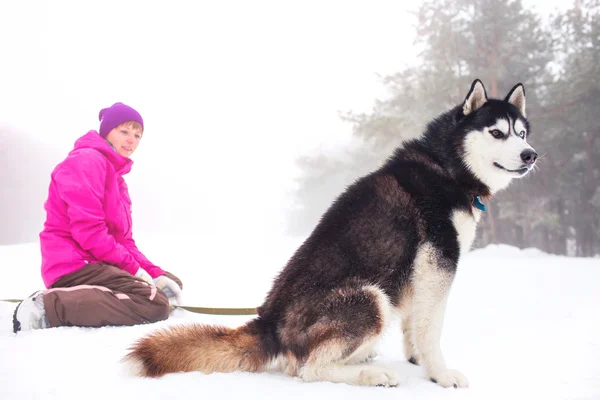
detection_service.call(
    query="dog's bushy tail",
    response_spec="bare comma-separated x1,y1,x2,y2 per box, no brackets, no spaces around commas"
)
123,322,271,377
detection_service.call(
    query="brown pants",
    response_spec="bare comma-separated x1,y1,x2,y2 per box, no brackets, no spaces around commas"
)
43,263,183,328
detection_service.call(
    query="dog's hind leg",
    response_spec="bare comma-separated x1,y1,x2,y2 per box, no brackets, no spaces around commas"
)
411,243,469,388
295,283,401,387
401,306,420,365
397,284,420,365
345,336,378,364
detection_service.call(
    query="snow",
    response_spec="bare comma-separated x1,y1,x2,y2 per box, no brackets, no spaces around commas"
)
1,238,599,400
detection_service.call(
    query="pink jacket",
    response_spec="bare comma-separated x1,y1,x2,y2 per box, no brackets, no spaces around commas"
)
40,131,165,287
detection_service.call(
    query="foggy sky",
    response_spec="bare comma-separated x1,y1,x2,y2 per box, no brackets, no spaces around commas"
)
0,0,568,242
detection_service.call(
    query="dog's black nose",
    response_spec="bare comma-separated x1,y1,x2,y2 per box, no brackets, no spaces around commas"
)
520,149,538,165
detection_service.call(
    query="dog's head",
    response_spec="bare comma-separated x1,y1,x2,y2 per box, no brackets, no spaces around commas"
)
459,79,538,193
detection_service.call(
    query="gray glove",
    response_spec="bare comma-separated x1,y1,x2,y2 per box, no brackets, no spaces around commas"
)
153,275,183,305
135,267,155,286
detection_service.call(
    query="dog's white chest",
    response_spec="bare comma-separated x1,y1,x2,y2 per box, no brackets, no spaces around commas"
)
451,209,480,257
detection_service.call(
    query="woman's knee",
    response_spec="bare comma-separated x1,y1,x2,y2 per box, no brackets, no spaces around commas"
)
147,288,170,323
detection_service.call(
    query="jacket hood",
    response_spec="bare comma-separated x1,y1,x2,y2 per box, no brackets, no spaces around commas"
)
71,130,133,175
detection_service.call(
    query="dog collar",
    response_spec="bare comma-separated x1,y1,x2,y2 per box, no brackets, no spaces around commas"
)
472,196,486,212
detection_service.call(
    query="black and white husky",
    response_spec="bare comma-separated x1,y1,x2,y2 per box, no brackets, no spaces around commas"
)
124,79,538,388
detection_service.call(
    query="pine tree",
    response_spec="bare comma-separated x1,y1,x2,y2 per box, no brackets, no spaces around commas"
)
289,0,561,252
539,0,600,256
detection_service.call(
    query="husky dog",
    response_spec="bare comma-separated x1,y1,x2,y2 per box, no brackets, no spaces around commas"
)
124,80,537,388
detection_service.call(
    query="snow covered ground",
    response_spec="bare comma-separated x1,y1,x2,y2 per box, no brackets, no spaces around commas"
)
1,237,599,400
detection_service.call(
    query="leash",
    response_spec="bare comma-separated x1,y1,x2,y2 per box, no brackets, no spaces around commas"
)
173,305,257,315
1,299,257,316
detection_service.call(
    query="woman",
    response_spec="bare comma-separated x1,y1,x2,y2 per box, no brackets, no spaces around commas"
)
13,102,183,333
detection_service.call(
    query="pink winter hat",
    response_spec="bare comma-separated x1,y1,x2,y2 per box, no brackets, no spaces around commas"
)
98,102,144,138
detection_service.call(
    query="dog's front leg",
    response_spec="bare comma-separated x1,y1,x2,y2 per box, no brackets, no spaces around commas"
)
411,243,468,388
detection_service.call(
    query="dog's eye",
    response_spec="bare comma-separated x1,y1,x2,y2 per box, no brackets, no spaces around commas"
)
489,129,504,138
519,131,526,139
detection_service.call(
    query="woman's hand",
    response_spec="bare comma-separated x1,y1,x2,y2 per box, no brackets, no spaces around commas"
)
153,275,184,306
134,267,155,286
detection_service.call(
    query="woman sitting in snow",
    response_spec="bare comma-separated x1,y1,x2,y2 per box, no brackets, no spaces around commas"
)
13,102,183,333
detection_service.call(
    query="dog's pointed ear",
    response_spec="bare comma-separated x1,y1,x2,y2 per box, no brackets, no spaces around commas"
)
505,83,526,116
463,79,488,116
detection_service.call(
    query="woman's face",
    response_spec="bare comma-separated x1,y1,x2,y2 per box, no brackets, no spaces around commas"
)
105,124,143,158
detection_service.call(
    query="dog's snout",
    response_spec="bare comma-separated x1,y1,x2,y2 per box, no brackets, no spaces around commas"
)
520,149,538,165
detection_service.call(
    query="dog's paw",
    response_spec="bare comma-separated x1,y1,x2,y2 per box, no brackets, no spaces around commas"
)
407,356,419,365
429,369,469,388
347,349,377,364
358,366,401,387
365,350,378,362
